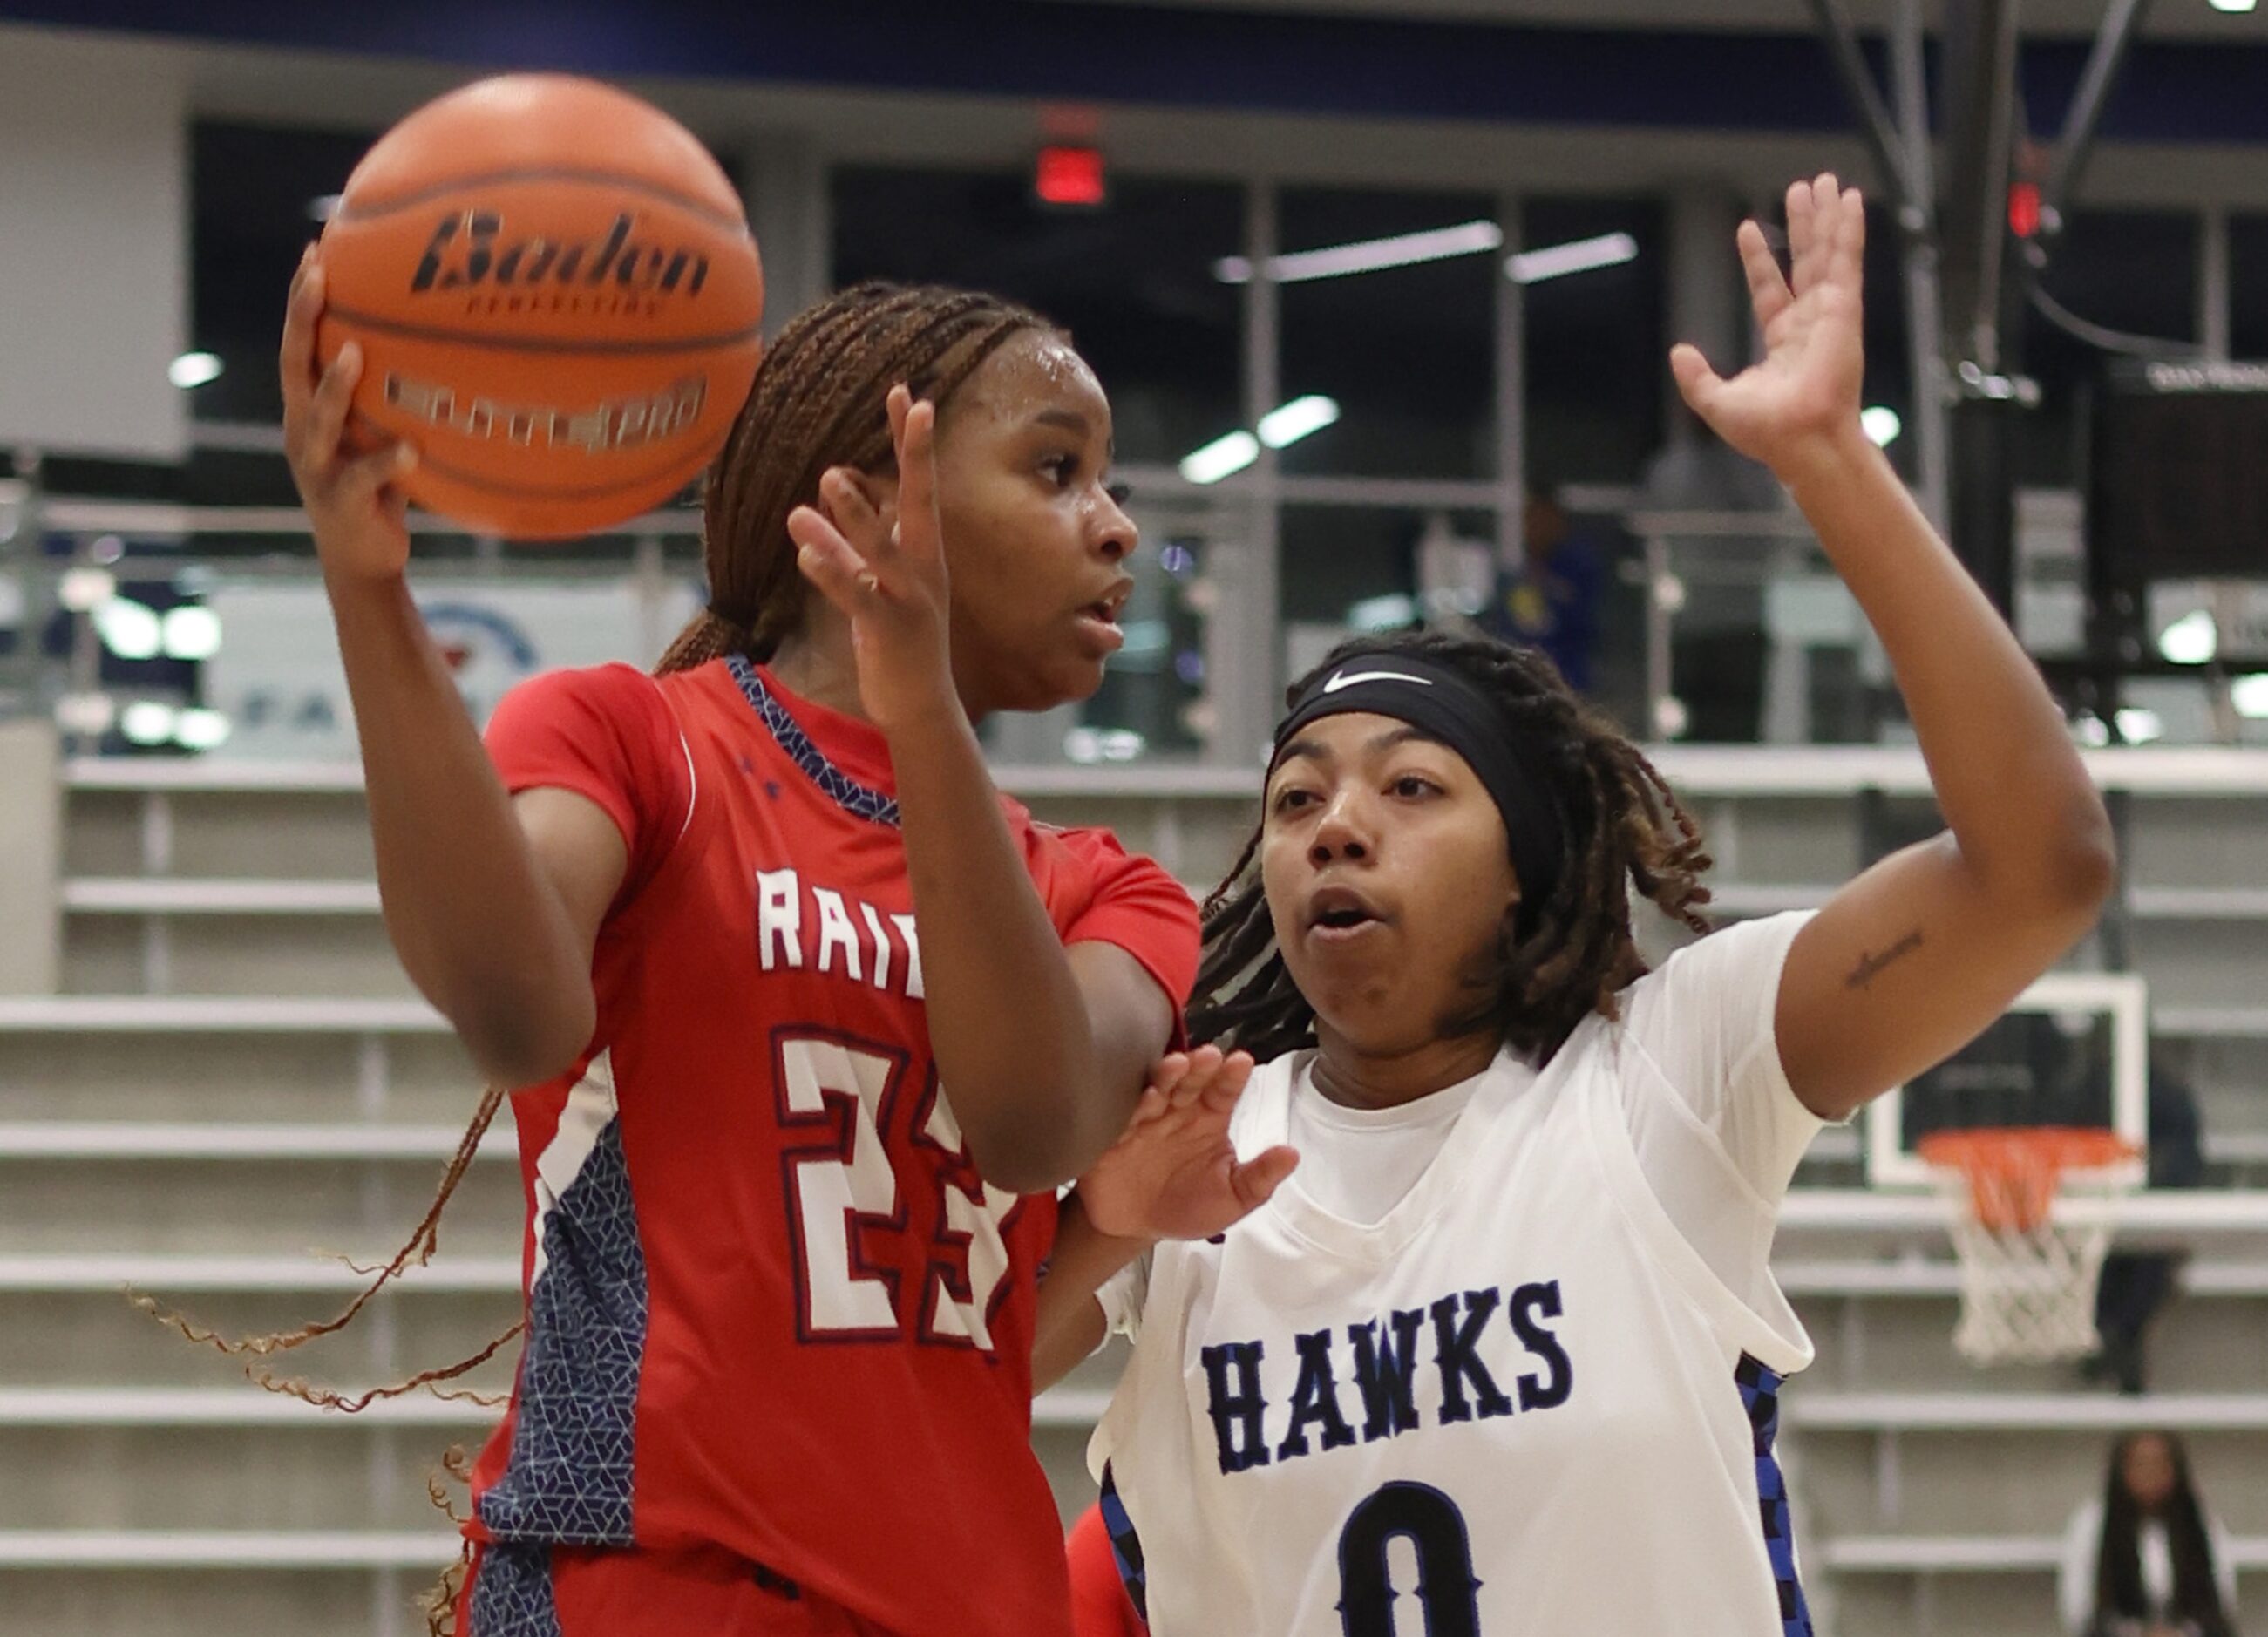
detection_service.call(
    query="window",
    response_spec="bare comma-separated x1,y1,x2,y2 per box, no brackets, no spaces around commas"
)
2020,209,2200,486
831,167,1242,469
1276,187,1497,480
1522,196,1666,486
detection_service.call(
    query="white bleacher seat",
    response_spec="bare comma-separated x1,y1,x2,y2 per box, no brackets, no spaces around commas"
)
1820,1535,2268,1572
61,879,384,914
0,1531,460,1569
0,1123,512,1161
1788,1393,2268,1431
0,1253,520,1292
0,996,445,1032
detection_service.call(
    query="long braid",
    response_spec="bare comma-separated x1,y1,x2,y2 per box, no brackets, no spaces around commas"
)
1189,629,1715,1065
133,1081,518,1402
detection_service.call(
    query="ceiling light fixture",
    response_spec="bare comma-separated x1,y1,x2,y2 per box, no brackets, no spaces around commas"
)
1505,231,1640,286
1216,221,1504,286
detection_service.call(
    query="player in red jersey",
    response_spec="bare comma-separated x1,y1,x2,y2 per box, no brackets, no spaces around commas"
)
278,268,1198,1635
1068,1503,1148,1637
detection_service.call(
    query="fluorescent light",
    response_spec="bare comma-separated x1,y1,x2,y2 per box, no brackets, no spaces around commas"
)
92,596,164,661
2233,674,2268,719
160,605,222,662
1860,406,1903,447
1179,431,1260,486
53,693,116,737
58,567,115,613
119,702,176,746
1257,395,1341,449
1506,231,1640,285
173,708,231,751
1064,727,1145,764
167,351,223,390
2210,0,2255,13
1348,592,1419,632
2158,609,2217,665
1215,220,1504,286
2115,707,2164,744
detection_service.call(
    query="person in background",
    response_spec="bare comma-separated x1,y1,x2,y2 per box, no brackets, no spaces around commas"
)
1487,485,1606,695
2088,1056,2210,1395
2061,1430,2238,1637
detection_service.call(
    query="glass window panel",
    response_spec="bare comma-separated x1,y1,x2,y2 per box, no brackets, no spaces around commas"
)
1276,188,1497,480
830,167,1242,469
191,122,377,431
1522,195,1665,487
2228,213,2268,360
1278,504,1498,673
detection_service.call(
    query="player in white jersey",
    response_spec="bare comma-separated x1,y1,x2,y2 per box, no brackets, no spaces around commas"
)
1029,174,2119,1636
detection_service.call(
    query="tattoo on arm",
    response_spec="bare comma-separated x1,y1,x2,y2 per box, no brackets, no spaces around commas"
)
1845,928,1924,991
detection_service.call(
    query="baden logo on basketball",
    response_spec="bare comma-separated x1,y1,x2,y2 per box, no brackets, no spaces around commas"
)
410,212,712,300
315,74,766,536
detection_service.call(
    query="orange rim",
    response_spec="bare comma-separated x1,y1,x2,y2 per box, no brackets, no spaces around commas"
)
1918,1126,2140,1233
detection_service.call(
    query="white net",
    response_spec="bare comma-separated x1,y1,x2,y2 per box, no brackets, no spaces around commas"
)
1935,1185,2119,1364
1925,1132,2136,1367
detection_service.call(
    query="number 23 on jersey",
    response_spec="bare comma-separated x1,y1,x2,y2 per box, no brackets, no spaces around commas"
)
774,1033,1021,1352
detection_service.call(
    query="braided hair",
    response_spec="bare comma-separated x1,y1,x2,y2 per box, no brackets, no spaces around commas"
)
656,278,1056,673
1188,628,1715,1066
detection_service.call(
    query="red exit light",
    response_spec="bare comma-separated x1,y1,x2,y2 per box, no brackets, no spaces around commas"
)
2007,181,2041,239
1035,146,1106,208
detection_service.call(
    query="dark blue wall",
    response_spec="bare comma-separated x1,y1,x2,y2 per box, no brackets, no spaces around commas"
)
10,1,2268,144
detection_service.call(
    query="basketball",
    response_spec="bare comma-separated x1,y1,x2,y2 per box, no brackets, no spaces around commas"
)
314,74,764,538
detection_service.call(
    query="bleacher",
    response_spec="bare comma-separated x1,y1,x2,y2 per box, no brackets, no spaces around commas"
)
0,749,2261,1635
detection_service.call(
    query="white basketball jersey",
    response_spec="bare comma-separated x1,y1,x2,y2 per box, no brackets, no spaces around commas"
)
1090,1015,1816,1636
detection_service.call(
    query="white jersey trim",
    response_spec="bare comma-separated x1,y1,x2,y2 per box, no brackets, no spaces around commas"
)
529,1048,622,1289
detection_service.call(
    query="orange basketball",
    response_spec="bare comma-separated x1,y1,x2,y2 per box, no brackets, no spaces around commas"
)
315,75,764,539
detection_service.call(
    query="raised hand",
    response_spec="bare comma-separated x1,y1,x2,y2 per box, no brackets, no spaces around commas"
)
784,384,958,733
1670,173,1869,483
281,245,418,587
1076,1047,1299,1244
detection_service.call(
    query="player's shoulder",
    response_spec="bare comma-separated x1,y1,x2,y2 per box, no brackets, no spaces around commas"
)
495,660,673,723
1022,815,1181,892
1625,910,1813,1004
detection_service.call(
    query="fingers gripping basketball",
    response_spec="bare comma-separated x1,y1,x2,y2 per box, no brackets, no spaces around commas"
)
311,75,765,539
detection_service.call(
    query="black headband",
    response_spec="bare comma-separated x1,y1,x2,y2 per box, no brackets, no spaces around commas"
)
1269,652,1564,937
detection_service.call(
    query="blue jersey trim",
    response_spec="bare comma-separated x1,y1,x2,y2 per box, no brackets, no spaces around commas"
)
1097,1462,1149,1622
1736,1353,1816,1637
467,1539,564,1637
724,654,900,828
475,1120,648,1545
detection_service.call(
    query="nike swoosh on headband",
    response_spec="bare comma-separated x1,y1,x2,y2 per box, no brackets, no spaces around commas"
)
1320,669,1435,694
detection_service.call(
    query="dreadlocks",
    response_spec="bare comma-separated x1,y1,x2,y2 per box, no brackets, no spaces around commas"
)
1188,628,1715,1066
657,278,1055,673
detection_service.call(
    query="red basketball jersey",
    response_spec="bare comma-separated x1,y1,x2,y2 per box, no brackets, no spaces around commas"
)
465,655,1199,1636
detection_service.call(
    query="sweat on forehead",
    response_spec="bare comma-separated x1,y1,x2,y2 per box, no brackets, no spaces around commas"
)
953,331,1104,418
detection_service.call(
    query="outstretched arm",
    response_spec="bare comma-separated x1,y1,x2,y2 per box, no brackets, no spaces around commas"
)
1672,175,2114,1124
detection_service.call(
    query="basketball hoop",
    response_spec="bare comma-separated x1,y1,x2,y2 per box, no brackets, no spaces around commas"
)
1918,1127,2141,1366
